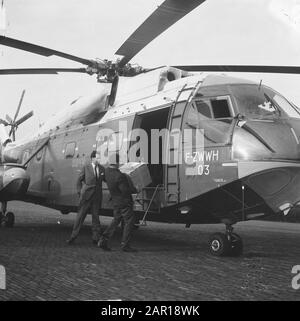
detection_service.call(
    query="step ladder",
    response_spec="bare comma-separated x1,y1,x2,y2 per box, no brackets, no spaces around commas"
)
134,185,162,213
165,81,202,205
137,184,162,226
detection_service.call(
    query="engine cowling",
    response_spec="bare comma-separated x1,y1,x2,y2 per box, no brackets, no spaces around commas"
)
1,146,21,163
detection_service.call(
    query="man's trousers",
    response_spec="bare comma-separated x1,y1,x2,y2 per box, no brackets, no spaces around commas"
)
101,205,136,248
71,195,101,241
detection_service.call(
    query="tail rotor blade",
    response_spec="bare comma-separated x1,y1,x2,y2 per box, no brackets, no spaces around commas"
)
14,89,25,122
9,127,14,140
5,114,12,123
15,111,34,127
0,119,9,126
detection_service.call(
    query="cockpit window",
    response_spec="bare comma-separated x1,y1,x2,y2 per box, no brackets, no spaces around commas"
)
230,85,279,119
230,84,300,119
187,96,233,146
267,91,300,119
194,100,212,118
211,98,231,118
191,96,232,122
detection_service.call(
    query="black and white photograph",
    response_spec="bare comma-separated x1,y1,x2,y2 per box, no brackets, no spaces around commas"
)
0,0,300,305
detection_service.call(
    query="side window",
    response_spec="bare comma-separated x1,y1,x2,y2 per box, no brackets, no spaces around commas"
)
36,148,44,161
65,142,76,159
189,96,232,123
210,98,231,118
194,100,213,118
23,150,30,163
186,96,234,146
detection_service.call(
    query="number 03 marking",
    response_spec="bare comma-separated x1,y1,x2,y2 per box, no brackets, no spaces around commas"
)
198,165,209,175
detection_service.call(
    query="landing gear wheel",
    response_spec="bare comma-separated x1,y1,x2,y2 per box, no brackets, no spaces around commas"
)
209,232,231,256
4,212,15,228
229,233,243,257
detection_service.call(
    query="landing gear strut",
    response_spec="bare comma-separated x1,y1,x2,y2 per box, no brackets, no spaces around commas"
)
209,223,243,257
0,202,15,228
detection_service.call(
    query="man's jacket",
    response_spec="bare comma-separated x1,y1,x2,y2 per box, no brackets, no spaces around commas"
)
77,162,105,204
105,166,133,209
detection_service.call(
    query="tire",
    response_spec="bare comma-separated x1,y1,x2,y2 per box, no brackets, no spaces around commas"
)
209,232,231,256
229,233,243,257
4,212,15,228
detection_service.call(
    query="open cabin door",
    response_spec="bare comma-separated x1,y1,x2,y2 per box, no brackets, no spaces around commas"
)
130,107,170,212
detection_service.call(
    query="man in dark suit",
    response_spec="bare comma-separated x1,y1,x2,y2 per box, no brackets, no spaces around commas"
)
98,153,137,252
67,150,105,244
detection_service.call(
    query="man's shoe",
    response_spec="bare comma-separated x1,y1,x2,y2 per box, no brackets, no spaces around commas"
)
121,246,138,253
98,240,111,251
66,238,75,245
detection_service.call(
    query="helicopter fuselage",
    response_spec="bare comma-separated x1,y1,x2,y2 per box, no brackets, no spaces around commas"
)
3,67,300,225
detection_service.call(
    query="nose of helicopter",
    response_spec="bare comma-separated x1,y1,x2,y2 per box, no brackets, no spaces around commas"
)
0,166,30,199
230,118,300,220
233,118,300,161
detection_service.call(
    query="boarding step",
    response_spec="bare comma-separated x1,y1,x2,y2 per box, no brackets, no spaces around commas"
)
167,199,178,204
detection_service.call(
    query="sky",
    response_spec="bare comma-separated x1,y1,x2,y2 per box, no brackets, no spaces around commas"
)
1,0,300,140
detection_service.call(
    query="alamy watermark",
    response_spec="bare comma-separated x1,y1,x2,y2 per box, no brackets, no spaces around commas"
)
292,265,300,290
95,121,219,176
0,265,6,290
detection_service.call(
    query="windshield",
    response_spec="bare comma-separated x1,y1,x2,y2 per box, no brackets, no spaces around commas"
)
230,84,300,119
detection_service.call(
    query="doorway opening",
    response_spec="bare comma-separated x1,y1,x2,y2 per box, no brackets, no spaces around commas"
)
132,107,170,186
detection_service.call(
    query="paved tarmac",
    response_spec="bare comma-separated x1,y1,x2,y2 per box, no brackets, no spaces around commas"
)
0,201,299,301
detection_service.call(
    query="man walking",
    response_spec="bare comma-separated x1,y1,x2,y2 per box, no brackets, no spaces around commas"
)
98,153,137,252
67,150,105,245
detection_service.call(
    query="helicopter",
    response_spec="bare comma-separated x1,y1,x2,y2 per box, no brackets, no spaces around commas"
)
1,0,300,257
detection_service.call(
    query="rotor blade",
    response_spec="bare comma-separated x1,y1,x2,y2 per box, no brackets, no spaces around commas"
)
116,0,206,67
0,68,88,75
0,36,93,66
15,111,34,127
8,127,14,139
172,65,300,74
14,89,25,122
5,114,12,123
0,119,9,126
